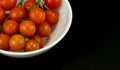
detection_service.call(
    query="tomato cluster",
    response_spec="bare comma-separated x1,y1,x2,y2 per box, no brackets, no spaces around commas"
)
0,0,61,52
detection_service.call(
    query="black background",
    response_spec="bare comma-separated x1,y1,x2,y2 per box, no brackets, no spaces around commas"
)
96,0,120,70
1,0,120,70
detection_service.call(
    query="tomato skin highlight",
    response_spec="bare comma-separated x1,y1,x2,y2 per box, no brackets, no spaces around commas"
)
24,0,36,13
46,9,59,25
31,34,44,48
9,34,25,51
45,0,61,9
0,34,10,51
29,8,46,24
0,7,6,24
0,0,17,10
9,6,26,21
37,22,51,37
19,20,36,37
3,20,19,36
24,39,39,52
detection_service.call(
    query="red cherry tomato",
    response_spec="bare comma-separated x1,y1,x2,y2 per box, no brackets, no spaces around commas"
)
3,20,19,36
31,34,44,48
29,8,46,24
19,20,36,37
44,0,61,9
0,7,6,23
0,0,1,5
9,6,26,21
46,9,59,25
0,0,17,10
9,34,25,51
24,0,36,13
0,34,10,50
37,22,51,37
24,39,39,52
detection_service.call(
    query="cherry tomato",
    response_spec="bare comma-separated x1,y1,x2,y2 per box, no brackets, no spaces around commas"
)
31,34,44,48
0,0,17,10
37,22,51,37
44,0,61,9
9,6,26,21
46,9,59,25
24,39,39,52
0,34,10,50
0,7,6,23
29,8,46,24
0,0,2,7
24,0,36,13
19,20,36,37
9,34,25,51
3,20,18,36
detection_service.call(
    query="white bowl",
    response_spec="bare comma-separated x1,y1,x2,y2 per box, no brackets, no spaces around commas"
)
0,0,73,58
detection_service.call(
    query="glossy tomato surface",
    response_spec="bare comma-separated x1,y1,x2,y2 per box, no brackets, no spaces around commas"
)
29,8,46,24
9,34,25,51
37,22,51,37
31,34,44,48
0,0,17,10
0,7,6,23
9,6,26,21
24,0,36,12
0,34,10,50
3,20,19,36
46,9,59,25
19,20,36,37
45,0,61,9
24,39,39,52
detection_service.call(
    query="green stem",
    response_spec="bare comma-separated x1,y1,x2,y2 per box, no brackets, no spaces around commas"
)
37,0,41,8
17,0,24,7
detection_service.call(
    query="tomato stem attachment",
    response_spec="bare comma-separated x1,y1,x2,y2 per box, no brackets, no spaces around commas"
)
37,0,41,8
17,0,24,7
36,0,48,11
41,2,48,11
